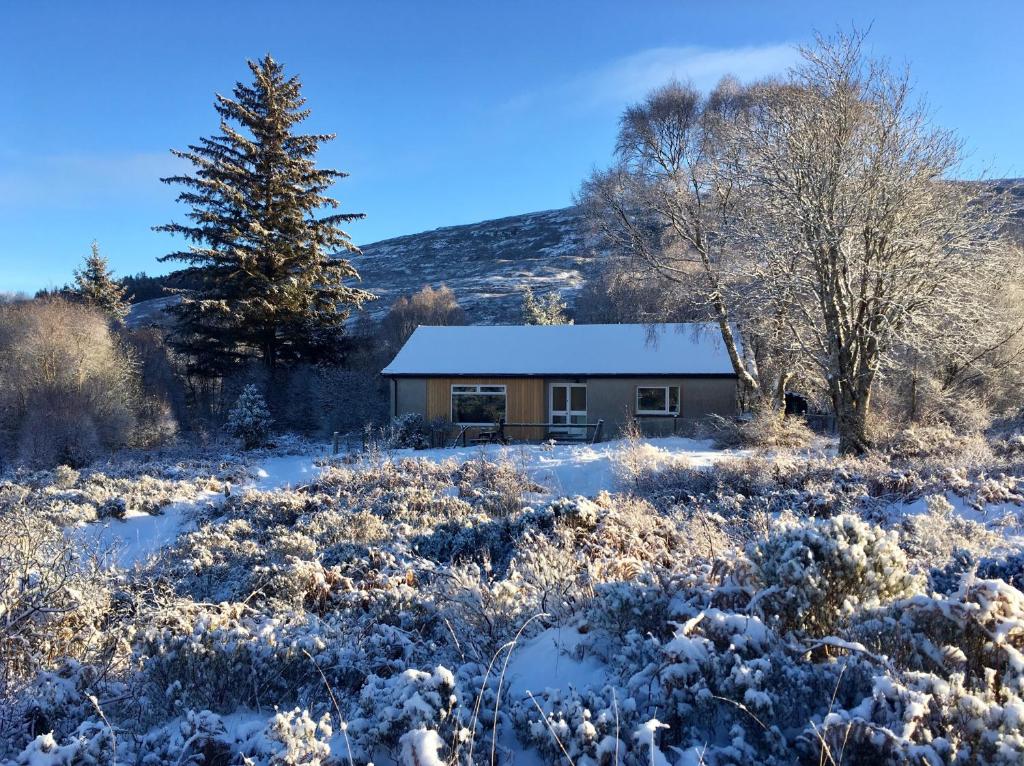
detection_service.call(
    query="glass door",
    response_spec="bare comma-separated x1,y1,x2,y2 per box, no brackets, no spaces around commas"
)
549,383,587,437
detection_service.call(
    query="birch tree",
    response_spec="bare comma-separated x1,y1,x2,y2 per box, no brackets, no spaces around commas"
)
578,79,801,410
736,31,1013,453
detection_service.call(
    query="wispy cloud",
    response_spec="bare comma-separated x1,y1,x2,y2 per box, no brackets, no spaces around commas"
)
499,43,798,115
0,150,185,209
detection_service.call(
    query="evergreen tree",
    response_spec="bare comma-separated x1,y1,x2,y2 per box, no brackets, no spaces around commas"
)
72,242,130,323
156,55,373,376
225,384,273,449
521,286,573,325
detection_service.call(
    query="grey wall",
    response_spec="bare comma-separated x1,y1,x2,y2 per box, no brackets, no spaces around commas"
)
391,375,737,440
583,377,737,439
394,377,427,419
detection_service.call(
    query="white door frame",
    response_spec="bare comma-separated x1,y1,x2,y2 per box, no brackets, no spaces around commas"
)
549,382,587,436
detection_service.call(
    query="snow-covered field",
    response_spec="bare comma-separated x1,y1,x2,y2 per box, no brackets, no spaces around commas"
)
5,426,1024,764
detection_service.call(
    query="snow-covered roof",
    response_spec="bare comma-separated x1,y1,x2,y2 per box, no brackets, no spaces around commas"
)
382,323,738,376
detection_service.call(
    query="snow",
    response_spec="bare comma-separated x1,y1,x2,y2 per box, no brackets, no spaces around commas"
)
505,626,609,702
75,450,329,568
76,497,208,569
382,323,737,376
389,436,737,497
251,453,324,490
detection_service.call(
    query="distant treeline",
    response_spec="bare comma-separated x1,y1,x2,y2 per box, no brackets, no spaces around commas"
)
36,269,206,304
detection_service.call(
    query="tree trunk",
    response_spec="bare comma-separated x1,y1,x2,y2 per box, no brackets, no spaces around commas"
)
835,381,872,455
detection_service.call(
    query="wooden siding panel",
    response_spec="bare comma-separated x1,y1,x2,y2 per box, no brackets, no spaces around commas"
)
426,377,545,440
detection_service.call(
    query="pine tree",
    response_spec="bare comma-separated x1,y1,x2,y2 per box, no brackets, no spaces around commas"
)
155,55,373,376
225,384,273,449
73,242,130,323
521,286,572,325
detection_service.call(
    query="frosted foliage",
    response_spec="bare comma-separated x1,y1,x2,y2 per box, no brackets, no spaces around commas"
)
225,384,273,449
5,434,1024,764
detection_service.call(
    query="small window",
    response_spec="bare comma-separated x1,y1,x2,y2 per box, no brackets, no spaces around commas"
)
451,384,507,425
636,386,680,415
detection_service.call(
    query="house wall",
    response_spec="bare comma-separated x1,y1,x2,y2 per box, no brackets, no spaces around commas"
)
584,377,738,438
425,377,546,440
391,375,737,441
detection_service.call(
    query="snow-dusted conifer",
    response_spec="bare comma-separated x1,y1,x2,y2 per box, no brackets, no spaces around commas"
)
225,384,273,449
72,241,130,324
156,55,374,375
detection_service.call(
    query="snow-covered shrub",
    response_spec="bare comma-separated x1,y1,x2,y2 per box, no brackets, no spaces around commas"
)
349,666,462,759
51,465,79,489
380,412,429,450
746,514,921,637
885,422,993,465
454,454,542,517
95,496,127,520
225,384,273,449
707,409,814,450
131,602,334,718
899,493,1003,573
612,424,691,491
837,578,1024,763
0,506,113,719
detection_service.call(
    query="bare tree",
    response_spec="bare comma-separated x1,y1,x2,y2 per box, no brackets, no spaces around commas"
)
582,31,1021,453
379,284,466,356
578,79,800,409
735,31,1017,452
0,300,153,466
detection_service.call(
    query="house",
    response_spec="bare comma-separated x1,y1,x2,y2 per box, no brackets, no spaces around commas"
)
381,323,739,441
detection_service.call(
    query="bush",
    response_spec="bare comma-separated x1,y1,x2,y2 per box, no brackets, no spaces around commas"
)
0,299,154,467
225,385,273,449
381,413,429,450
746,514,921,637
707,409,814,450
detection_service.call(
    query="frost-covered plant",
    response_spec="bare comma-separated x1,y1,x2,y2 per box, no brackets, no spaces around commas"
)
836,578,1024,763
380,412,429,450
226,384,273,449
0,506,113,718
349,666,462,759
708,408,814,450
746,514,921,637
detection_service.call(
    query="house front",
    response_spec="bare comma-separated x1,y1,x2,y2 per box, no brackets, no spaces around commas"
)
382,323,739,442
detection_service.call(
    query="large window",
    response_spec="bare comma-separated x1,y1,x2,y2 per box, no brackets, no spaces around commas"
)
451,384,507,425
636,385,680,415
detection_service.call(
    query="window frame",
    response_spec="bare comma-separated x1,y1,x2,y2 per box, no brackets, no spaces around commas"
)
635,385,680,416
450,384,508,426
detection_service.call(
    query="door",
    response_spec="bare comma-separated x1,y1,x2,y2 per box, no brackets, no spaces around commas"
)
549,383,587,437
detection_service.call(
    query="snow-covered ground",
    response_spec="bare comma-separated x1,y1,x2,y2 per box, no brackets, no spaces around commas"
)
389,436,739,497
75,448,335,567
78,497,209,569
72,437,740,568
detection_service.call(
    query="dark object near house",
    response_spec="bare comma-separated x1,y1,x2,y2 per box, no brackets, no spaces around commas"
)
785,392,809,416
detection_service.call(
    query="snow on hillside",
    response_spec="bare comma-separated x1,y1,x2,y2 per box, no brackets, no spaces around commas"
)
127,206,598,329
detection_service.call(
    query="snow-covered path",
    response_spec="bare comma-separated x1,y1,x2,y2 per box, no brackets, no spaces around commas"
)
77,449,330,568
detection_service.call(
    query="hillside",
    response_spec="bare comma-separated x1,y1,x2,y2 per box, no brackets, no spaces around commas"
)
125,178,1024,331
127,206,597,328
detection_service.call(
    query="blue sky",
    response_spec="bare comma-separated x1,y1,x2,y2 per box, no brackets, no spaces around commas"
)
2,0,1023,293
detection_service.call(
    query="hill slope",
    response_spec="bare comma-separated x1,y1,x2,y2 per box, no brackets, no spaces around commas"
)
126,178,1024,330
127,206,595,328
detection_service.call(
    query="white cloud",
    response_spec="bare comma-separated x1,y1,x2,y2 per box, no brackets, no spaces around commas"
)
497,43,798,115
581,44,798,107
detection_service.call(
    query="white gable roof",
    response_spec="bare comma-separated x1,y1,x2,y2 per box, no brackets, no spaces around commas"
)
382,323,737,376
